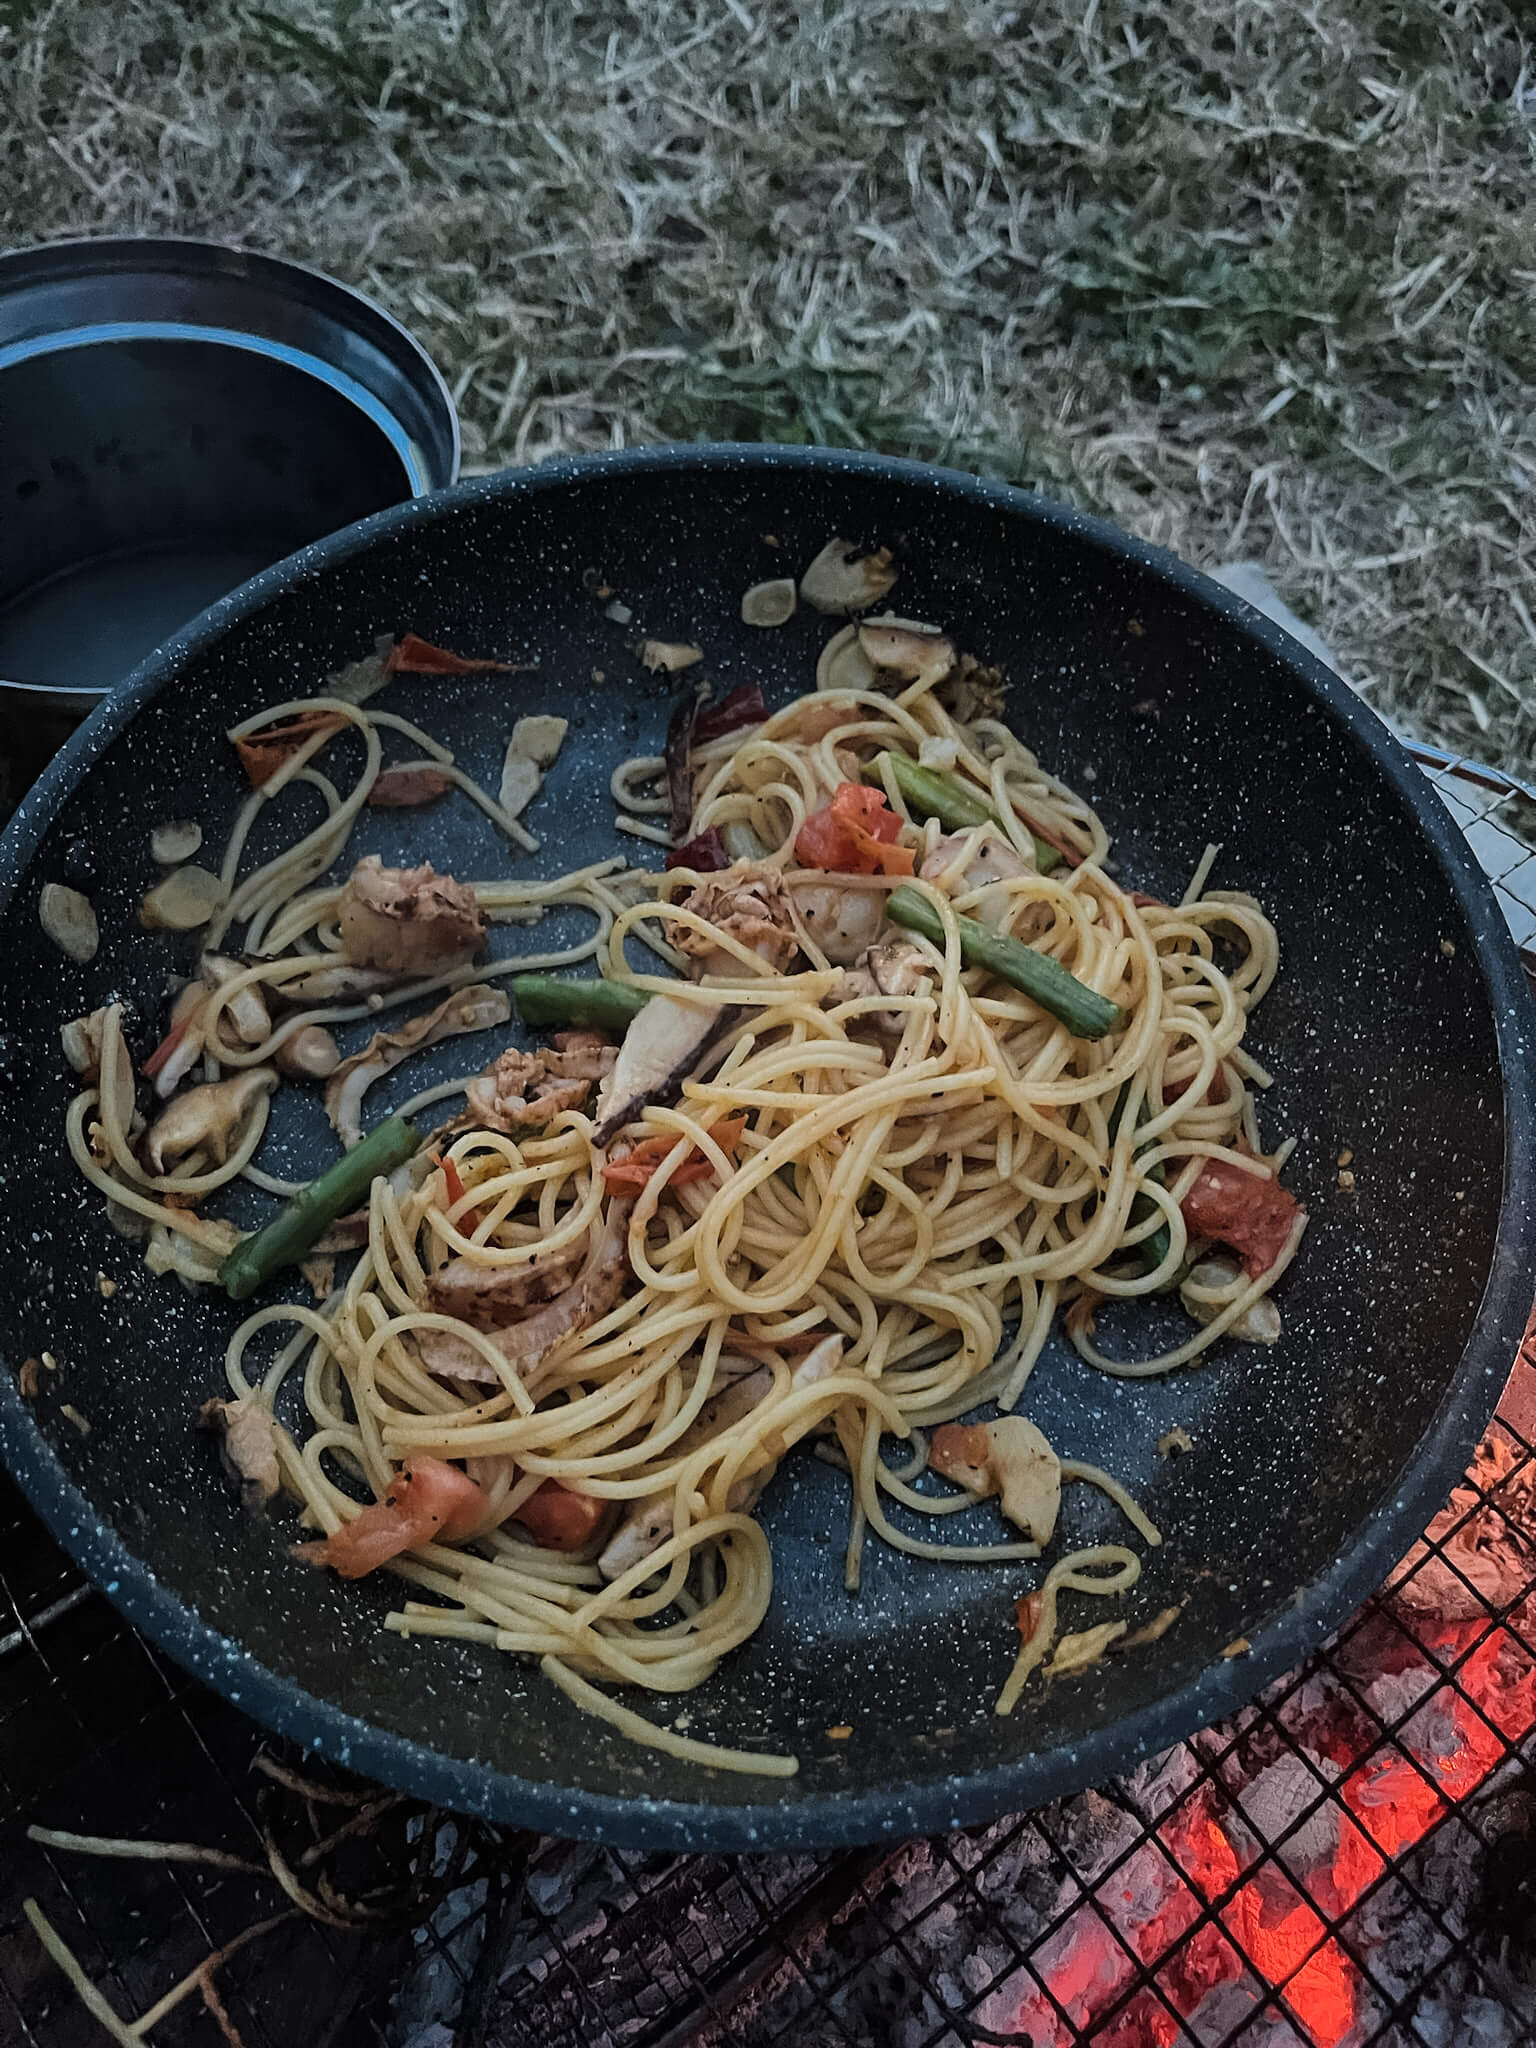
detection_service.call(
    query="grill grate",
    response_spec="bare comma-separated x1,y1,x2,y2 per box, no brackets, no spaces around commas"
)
1,745,1534,2048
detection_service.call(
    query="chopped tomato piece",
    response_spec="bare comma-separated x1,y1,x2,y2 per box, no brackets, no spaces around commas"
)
1129,891,1166,910
435,1153,486,1233
386,633,524,675
512,1480,608,1552
234,711,346,789
368,764,455,807
140,1016,191,1080
1164,1065,1230,1107
929,1422,992,1480
1016,1592,1045,1641
1180,1158,1303,1277
601,1116,748,1193
296,1457,485,1579
796,783,915,877
790,702,862,742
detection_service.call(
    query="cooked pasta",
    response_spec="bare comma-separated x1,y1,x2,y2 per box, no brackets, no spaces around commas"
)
61,608,1307,1773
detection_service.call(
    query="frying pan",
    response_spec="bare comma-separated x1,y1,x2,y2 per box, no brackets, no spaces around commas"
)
0,445,1532,1853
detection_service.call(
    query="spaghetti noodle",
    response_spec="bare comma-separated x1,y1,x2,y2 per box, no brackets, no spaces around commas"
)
61,610,1306,1772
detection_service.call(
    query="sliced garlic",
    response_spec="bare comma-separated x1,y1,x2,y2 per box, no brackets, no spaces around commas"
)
815,624,879,694
639,640,704,673
40,883,99,963
1179,1257,1283,1345
140,865,227,932
741,579,797,628
150,819,203,865
798,538,899,614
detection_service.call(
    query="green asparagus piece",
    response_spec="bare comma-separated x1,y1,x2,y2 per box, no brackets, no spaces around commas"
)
885,884,1124,1040
217,1113,422,1302
871,752,1062,875
510,973,650,1033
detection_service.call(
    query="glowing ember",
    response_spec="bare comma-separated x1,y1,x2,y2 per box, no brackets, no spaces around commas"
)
994,1431,1536,2048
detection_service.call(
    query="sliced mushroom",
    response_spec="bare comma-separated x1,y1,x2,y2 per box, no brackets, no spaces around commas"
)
314,1209,371,1254
828,939,932,1034
940,654,1008,723
337,857,484,976
40,883,99,963
199,1396,282,1511
1179,1256,1283,1345
799,538,899,615
150,819,203,865
929,1417,1062,1546
143,1067,278,1176
817,614,949,694
60,1005,114,1081
639,640,704,673
275,1025,341,1081
498,714,569,819
140,865,227,933
426,1238,589,1327
324,984,511,1147
299,1255,336,1301
741,579,798,628
201,955,271,1044
595,869,797,1144
857,620,955,691
667,866,799,977
463,1035,614,1135
598,1334,845,1580
416,1196,633,1386
269,961,403,1005
592,995,740,1147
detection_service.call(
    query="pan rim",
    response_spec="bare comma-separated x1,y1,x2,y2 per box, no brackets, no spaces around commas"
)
1,441,1531,1852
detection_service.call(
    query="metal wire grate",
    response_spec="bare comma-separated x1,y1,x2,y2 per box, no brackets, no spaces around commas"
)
1408,743,1536,963
2,748,1534,2048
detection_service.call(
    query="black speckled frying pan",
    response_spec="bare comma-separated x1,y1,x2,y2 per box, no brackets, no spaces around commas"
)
0,445,1532,1852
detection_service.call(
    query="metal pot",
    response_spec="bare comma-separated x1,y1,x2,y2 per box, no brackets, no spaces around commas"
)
0,236,457,804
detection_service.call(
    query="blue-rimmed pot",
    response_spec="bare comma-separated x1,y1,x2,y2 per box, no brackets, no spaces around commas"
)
0,235,458,794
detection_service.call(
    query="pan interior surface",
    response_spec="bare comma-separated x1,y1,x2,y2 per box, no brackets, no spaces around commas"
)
0,449,1525,1848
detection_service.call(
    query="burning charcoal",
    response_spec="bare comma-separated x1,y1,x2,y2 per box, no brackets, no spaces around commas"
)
1179,1978,1294,2048
1361,1662,1441,1725
1387,1434,1536,1621
1231,1751,1340,1868
1114,1741,1204,1826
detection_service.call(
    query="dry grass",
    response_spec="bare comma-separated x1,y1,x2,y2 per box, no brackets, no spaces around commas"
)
3,0,1535,766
